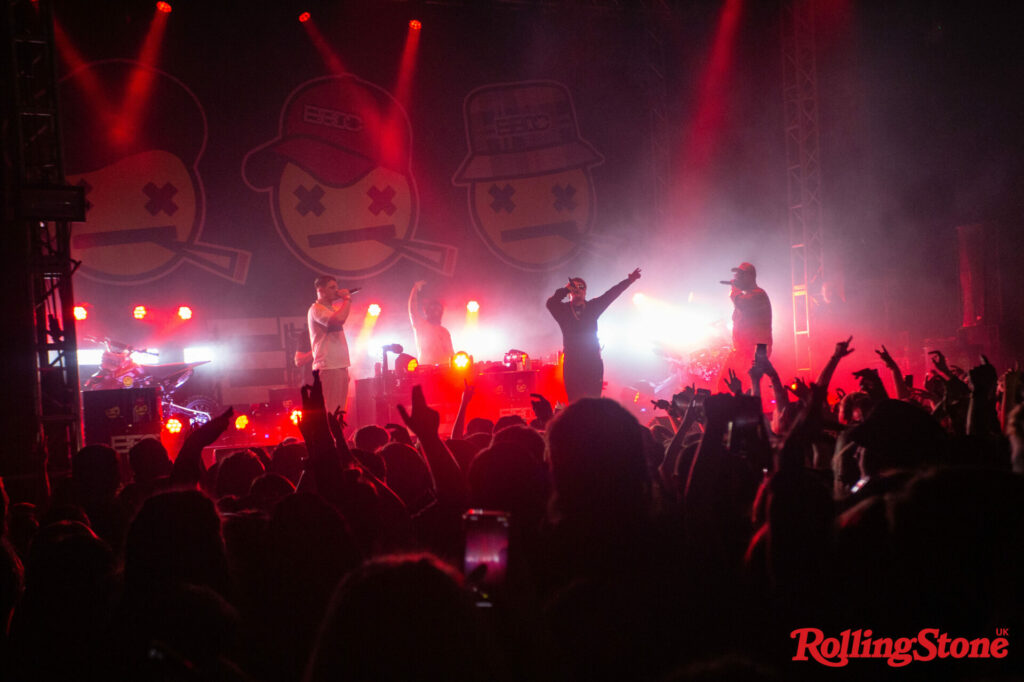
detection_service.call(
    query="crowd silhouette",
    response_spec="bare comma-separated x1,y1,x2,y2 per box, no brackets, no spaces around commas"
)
1,338,1022,681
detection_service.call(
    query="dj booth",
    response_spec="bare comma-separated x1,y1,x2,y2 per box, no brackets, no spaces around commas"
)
351,361,563,433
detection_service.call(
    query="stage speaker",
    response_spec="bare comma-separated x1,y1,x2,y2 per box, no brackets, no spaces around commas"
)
82,388,162,446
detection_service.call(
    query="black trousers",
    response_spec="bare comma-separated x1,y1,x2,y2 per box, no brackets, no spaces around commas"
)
563,351,603,403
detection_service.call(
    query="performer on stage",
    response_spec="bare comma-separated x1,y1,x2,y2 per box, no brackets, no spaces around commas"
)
726,262,772,369
308,275,353,414
547,268,641,403
408,281,454,365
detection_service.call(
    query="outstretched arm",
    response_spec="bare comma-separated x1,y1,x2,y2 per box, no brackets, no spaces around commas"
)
171,408,233,488
397,385,467,510
588,268,641,316
408,280,425,327
876,345,910,400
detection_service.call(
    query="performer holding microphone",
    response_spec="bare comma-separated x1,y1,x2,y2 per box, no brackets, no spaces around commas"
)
721,262,772,376
308,275,354,413
547,268,641,403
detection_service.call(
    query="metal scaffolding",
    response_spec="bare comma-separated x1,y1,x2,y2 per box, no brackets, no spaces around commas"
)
781,0,824,376
2,0,83,473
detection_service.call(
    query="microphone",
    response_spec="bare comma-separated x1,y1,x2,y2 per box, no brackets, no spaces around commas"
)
348,287,361,295
719,280,735,285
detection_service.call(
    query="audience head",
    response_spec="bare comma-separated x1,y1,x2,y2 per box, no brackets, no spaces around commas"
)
128,437,172,484
305,554,491,682
216,450,266,499
354,425,390,453
72,444,121,501
466,417,494,436
378,443,434,512
547,398,648,522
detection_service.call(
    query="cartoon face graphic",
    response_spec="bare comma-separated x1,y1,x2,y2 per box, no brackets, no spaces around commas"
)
69,150,198,279
59,59,250,284
274,163,415,275
245,75,456,278
468,168,595,268
454,81,603,271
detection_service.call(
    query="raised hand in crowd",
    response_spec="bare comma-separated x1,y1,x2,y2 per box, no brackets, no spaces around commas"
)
967,355,1001,437
451,378,475,439
170,406,233,488
397,385,466,509
999,367,1022,428
875,344,910,400
724,368,743,396
788,376,811,403
529,392,555,428
815,335,854,395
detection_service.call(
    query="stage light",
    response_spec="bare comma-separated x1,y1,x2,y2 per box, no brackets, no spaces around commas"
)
184,346,215,363
133,305,147,320
290,409,302,425
73,305,88,321
165,417,183,434
466,300,480,313
156,1,172,13
395,353,418,374
130,349,161,365
298,11,310,23
452,351,472,370
632,292,646,305
409,19,421,30
177,305,193,320
368,303,382,317
77,348,103,365
235,414,250,430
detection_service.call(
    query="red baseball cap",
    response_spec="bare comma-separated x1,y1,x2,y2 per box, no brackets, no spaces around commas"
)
243,75,411,189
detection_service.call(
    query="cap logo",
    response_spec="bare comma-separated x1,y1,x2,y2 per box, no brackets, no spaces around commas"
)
303,104,363,132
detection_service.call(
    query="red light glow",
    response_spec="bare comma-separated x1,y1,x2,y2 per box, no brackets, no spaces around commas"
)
156,1,172,13
133,305,147,320
235,414,250,430
452,352,471,370
177,306,193,320
409,19,422,30
73,305,88,321
368,303,382,317
298,11,310,23
466,301,480,313
290,409,303,426
406,358,419,372
165,418,183,433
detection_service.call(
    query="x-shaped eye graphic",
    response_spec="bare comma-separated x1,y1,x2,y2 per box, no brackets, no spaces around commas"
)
77,179,94,213
552,183,577,212
489,184,515,213
143,182,178,216
295,184,326,217
367,185,397,216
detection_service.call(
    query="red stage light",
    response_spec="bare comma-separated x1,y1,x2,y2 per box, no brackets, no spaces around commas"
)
73,305,88,321
367,303,382,317
165,417,183,433
133,305,147,320
452,351,471,370
290,409,302,426
156,1,171,13
407,358,418,372
409,19,422,30
177,305,193,320
466,300,480,313
298,11,310,23
235,414,250,430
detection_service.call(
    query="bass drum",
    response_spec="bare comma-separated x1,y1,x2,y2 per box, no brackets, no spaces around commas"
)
181,394,222,425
